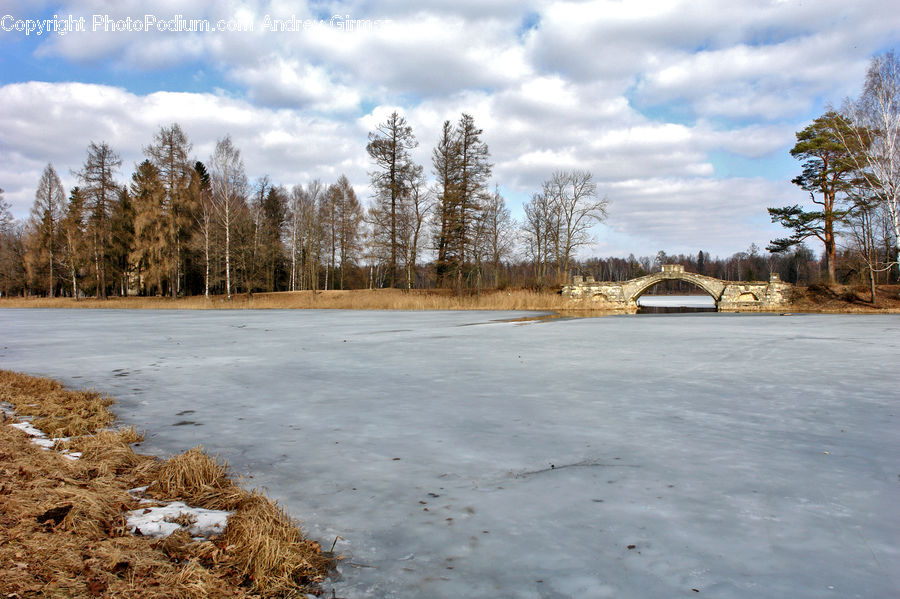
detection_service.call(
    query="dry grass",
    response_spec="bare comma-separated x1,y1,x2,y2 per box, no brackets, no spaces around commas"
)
5,284,900,313
0,369,334,598
0,370,114,437
0,287,588,312
148,446,245,511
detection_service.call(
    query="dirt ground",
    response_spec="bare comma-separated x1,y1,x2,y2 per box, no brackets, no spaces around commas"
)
0,370,333,598
789,284,900,313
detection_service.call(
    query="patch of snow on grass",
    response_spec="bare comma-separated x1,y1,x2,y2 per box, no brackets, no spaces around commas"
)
10,417,80,459
126,502,231,539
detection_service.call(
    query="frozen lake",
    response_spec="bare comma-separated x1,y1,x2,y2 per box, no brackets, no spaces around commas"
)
1,309,898,598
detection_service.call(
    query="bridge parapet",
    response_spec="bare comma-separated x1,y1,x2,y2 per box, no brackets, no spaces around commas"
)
561,265,793,312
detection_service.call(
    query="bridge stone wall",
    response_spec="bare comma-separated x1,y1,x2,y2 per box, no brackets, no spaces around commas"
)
561,264,793,312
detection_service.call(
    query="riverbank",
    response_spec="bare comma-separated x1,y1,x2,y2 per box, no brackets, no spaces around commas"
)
0,370,333,598
0,288,574,312
1,284,898,313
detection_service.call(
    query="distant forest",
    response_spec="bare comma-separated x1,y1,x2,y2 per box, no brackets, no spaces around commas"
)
2,52,899,300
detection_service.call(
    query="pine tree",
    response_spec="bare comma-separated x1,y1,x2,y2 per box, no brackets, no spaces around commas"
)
432,114,492,290
367,111,419,287
768,111,858,283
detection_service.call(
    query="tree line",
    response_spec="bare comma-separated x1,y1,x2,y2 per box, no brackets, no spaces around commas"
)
0,113,612,298
4,47,899,301
768,50,900,299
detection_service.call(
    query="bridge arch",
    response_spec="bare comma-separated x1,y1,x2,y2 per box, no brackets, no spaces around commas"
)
561,265,793,312
619,265,727,306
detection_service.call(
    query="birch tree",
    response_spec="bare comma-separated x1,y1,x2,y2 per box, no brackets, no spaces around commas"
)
838,51,900,285
209,135,248,299
60,187,86,299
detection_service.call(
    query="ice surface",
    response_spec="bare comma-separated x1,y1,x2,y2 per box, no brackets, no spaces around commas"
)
1,308,899,598
637,294,715,308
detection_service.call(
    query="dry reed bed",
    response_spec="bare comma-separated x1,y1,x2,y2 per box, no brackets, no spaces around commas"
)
0,287,588,312
4,285,899,313
0,369,333,598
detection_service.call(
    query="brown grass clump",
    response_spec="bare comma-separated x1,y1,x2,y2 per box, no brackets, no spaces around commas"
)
0,369,114,437
0,370,334,597
148,446,245,510
223,492,333,595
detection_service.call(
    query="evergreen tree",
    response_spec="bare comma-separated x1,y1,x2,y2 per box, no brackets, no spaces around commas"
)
366,111,419,287
109,187,135,296
768,111,858,282
432,114,492,289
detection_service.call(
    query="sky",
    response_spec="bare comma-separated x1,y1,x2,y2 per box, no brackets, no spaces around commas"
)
1,0,898,259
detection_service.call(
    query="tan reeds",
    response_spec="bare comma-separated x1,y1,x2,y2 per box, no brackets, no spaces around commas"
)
0,287,595,312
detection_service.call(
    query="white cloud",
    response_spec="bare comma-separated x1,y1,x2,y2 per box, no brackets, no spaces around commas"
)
3,0,899,257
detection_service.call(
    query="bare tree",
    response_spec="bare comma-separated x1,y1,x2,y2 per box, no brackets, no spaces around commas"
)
522,190,557,287
0,188,24,297
296,180,324,290
399,166,431,288
209,136,248,300
545,170,608,283
477,187,515,288
29,163,66,296
321,175,362,290
839,51,900,285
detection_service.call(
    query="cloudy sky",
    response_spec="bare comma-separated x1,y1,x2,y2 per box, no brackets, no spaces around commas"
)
1,0,898,259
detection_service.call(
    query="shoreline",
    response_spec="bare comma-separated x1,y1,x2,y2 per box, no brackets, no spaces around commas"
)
0,370,334,598
2,283,899,314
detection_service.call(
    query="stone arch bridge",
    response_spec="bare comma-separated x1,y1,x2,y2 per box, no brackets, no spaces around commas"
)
561,264,793,311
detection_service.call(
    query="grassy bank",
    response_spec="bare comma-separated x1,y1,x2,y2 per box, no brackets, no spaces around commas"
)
0,288,579,311
0,370,333,598
1,284,898,313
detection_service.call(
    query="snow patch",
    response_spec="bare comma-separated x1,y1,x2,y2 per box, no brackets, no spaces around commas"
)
9,419,80,459
126,501,231,539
